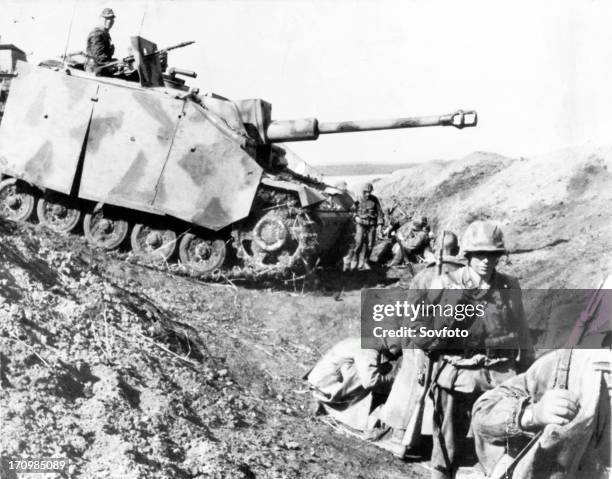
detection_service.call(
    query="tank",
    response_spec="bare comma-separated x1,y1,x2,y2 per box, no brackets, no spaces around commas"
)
0,36,477,277
0,44,27,125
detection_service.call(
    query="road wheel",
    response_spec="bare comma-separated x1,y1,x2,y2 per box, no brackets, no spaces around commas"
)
83,208,129,250
36,192,81,233
0,178,37,221
179,233,227,275
131,224,177,262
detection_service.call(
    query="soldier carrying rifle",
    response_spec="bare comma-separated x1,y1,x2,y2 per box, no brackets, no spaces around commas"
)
411,220,534,479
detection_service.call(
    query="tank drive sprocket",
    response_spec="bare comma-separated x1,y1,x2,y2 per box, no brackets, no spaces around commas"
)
233,204,318,274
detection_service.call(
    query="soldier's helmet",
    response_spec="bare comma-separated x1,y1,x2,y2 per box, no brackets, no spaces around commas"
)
461,221,505,254
101,8,116,18
361,182,373,193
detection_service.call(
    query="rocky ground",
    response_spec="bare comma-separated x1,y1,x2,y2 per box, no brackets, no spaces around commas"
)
1,145,610,478
0,219,424,478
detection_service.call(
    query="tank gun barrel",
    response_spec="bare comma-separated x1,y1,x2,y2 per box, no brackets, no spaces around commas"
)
265,109,477,143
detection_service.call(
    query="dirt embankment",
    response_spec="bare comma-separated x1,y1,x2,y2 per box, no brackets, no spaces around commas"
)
2,145,610,478
0,219,425,478
378,146,612,288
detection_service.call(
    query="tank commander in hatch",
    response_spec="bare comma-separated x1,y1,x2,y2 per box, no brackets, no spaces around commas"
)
85,8,117,76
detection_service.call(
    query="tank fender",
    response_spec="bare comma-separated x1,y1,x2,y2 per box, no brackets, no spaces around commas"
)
261,177,326,207
322,187,356,209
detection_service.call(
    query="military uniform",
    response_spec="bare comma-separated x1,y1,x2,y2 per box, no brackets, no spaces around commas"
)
472,348,611,478
86,9,116,76
416,268,534,478
409,256,465,290
411,221,534,479
371,257,465,441
390,216,432,266
396,223,431,263
346,190,383,270
86,28,115,73
306,337,399,430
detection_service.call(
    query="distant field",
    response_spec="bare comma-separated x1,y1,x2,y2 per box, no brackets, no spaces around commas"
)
317,162,419,176
324,174,390,191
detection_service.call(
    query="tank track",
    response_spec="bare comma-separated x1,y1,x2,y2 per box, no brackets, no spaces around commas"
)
0,178,322,280
231,187,319,277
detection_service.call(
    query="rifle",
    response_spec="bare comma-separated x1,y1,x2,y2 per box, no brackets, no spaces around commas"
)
402,231,446,449
565,276,608,347
94,40,195,73
488,349,573,479
437,230,446,275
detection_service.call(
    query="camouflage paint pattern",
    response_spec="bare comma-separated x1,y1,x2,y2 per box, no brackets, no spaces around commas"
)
266,111,477,142
0,62,96,194
200,95,248,135
234,98,271,143
154,101,262,231
79,84,183,213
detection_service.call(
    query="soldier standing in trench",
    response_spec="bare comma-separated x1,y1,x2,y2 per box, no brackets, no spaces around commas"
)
85,8,117,76
343,182,384,271
411,220,534,479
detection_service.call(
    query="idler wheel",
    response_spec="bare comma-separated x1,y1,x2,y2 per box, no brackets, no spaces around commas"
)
83,209,129,250
130,224,177,261
0,178,37,222
252,216,288,252
179,233,227,275
36,192,81,233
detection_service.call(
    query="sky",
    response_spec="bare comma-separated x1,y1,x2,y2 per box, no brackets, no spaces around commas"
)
1,0,611,166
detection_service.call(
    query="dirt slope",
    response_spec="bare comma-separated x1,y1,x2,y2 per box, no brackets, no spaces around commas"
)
2,144,610,478
0,219,425,478
378,145,612,288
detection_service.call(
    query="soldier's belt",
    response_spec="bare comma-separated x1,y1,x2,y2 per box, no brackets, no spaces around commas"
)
355,217,378,226
484,332,518,348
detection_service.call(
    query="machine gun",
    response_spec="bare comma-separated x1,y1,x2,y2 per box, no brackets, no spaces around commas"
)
94,40,195,74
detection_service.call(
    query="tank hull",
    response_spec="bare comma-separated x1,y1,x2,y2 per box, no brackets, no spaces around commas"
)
0,62,353,276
